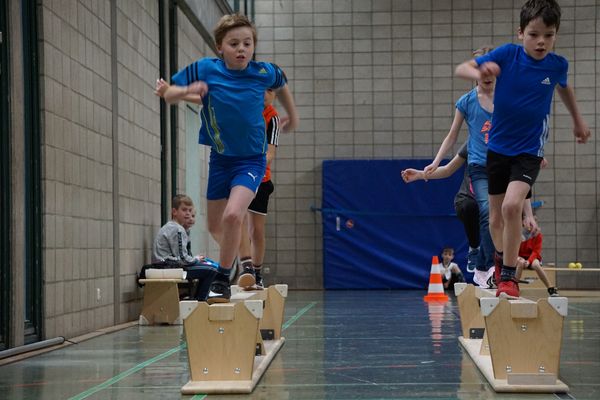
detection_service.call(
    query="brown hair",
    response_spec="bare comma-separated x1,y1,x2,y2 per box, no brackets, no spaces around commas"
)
520,0,561,32
213,13,257,48
172,194,193,210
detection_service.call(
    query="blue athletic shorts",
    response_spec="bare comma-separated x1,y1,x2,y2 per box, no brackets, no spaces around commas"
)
207,151,267,200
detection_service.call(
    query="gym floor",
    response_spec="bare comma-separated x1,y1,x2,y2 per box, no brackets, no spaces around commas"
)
0,290,598,400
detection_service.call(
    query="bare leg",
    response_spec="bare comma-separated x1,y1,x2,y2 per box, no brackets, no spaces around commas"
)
249,211,267,266
218,185,256,271
515,257,527,280
531,259,551,288
238,212,252,261
501,181,530,268
488,193,505,253
207,199,227,245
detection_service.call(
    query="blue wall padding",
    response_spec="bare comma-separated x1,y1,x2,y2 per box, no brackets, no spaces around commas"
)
322,159,468,289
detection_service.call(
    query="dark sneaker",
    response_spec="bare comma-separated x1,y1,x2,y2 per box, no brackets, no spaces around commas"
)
466,247,479,273
493,252,503,286
254,270,264,290
207,280,231,304
237,265,256,289
548,287,559,297
496,278,520,298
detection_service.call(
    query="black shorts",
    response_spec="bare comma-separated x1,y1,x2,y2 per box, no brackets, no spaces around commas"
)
248,180,274,215
486,150,542,196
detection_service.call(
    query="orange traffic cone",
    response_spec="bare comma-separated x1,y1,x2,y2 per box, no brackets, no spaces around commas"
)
424,255,449,302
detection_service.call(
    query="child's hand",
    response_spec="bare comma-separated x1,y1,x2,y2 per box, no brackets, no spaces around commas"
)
280,115,299,133
154,78,169,97
423,163,438,180
573,122,591,144
279,115,289,131
401,168,423,183
517,257,529,269
479,62,500,79
186,81,209,97
523,215,540,237
540,157,548,168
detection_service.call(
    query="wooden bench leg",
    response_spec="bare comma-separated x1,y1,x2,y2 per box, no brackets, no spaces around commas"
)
457,283,570,393
181,296,286,394
139,281,181,325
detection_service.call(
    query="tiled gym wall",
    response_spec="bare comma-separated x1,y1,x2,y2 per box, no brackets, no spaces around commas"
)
254,0,598,288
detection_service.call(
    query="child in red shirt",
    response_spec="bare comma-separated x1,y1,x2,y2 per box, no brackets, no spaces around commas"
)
516,215,558,296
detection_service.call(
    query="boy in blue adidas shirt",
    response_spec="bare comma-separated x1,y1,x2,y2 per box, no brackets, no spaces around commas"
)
155,13,299,303
455,0,591,298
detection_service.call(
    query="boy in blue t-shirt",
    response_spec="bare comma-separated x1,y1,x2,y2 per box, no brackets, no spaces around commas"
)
155,14,299,303
455,0,591,298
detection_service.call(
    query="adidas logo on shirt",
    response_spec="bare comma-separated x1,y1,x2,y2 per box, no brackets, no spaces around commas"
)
259,68,267,74
541,77,551,85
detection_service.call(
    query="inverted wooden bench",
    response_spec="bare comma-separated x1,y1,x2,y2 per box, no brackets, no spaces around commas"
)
181,284,288,395
454,283,569,393
138,270,189,325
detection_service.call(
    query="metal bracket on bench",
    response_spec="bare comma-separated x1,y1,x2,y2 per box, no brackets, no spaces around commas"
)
454,282,467,296
548,297,568,317
480,297,500,317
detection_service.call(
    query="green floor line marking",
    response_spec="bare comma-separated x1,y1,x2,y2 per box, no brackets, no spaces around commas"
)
282,301,317,331
68,343,185,400
568,304,598,315
69,301,316,399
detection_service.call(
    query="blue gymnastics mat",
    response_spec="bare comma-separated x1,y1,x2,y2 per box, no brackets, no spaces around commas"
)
322,159,469,289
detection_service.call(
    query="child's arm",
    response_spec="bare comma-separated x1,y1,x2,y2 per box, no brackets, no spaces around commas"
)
556,85,591,144
522,199,540,237
155,78,207,104
402,153,466,183
266,144,276,165
527,234,543,266
455,59,500,81
274,84,299,132
265,115,279,165
424,110,465,178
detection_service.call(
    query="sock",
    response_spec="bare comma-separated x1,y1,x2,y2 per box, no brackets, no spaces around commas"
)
500,265,516,281
240,257,253,269
216,265,231,280
253,263,262,272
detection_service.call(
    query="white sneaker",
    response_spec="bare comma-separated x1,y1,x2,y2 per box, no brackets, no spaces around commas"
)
473,267,495,289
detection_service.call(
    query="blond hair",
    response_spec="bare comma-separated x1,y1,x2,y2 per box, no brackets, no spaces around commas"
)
213,13,257,47
472,46,494,58
172,194,193,211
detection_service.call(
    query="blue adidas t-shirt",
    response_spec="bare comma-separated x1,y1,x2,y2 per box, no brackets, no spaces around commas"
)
475,43,568,157
455,88,492,167
172,58,286,156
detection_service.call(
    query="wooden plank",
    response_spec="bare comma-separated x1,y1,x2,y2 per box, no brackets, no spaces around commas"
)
459,337,569,393
138,278,187,283
456,284,485,338
509,301,538,319
260,285,286,340
181,338,285,394
184,302,259,382
485,299,564,381
140,281,181,324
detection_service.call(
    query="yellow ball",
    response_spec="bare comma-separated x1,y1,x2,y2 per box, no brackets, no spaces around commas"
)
576,262,582,269
568,262,577,269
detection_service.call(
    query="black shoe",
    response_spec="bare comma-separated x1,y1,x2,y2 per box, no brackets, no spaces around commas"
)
548,287,559,297
237,265,256,289
207,280,231,304
255,270,264,289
